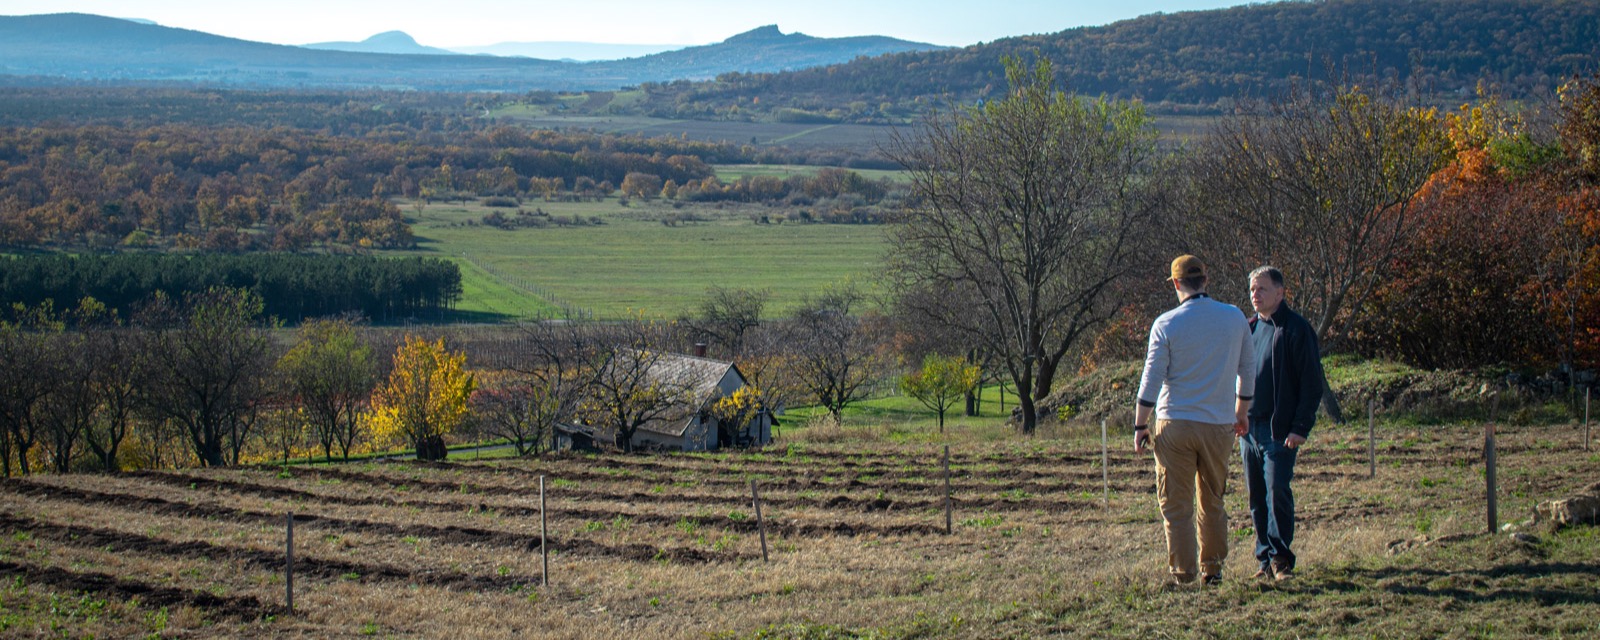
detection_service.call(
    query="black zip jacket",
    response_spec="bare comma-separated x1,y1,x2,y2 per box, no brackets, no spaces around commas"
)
1248,301,1325,442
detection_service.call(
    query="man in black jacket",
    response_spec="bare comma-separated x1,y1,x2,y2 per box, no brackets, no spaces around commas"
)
1243,266,1325,581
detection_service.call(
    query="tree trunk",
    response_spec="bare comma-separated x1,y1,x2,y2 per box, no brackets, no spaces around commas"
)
1321,385,1345,425
1034,356,1061,404
199,441,226,467
415,435,448,461
1018,395,1037,435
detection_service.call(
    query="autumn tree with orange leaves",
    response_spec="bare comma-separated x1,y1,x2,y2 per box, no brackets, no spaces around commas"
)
1350,96,1558,368
1352,76,1600,382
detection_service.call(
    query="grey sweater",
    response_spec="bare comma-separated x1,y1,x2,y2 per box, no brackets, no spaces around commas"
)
1136,295,1256,425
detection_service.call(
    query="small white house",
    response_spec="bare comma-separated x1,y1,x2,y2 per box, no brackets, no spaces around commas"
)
569,350,773,452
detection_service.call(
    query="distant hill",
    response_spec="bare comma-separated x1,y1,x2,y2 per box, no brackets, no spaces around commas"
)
0,14,943,91
303,31,456,56
625,0,1600,121
596,26,944,79
449,42,686,62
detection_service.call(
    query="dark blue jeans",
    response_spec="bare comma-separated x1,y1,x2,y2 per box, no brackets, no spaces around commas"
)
1241,418,1298,571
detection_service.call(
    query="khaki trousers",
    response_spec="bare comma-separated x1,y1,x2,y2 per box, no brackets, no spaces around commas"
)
1152,418,1234,581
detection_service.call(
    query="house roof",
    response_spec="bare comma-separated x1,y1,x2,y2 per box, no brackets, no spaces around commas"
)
608,350,745,439
647,351,738,404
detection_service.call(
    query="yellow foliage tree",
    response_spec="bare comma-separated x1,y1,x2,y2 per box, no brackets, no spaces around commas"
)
367,335,475,460
710,385,763,445
898,354,981,433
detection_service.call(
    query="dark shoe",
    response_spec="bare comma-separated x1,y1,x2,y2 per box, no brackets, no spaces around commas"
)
1202,573,1223,587
1271,562,1294,581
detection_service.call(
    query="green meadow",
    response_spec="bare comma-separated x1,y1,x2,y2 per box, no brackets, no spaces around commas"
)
397,189,889,321
714,163,909,183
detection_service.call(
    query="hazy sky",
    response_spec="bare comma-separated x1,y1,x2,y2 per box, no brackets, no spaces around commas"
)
0,0,1250,47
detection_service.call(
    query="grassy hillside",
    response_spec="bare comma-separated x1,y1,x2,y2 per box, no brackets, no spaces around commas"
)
621,0,1600,121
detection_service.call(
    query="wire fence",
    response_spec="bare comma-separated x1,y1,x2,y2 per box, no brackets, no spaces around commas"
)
460,252,596,321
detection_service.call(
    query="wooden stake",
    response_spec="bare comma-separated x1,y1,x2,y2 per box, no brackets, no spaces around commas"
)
1368,399,1377,479
750,479,769,562
1585,387,1591,452
285,512,294,614
1100,418,1110,508
942,445,953,535
539,475,549,587
1485,420,1498,534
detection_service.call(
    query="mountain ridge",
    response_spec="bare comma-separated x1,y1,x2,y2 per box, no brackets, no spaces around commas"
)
0,14,943,90
632,0,1600,121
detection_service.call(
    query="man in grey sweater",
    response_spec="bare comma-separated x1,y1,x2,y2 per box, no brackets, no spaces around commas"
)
1133,255,1255,586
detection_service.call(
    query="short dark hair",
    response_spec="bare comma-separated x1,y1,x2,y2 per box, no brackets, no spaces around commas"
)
1179,274,1207,291
1249,266,1284,288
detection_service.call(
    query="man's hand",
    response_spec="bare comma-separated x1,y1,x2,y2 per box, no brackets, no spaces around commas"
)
1233,398,1250,438
1134,429,1151,454
1285,433,1306,449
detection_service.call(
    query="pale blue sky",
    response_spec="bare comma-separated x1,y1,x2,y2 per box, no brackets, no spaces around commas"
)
0,0,1250,47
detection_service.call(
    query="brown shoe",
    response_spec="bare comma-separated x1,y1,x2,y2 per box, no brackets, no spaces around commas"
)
1252,568,1272,579
1271,563,1294,581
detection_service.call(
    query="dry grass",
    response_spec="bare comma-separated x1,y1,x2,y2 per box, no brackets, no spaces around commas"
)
1,419,1597,638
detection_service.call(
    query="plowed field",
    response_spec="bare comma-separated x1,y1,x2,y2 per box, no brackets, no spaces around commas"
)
1,422,1596,638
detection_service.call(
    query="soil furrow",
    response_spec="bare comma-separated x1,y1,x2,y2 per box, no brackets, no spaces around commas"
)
211,466,1116,517
271,462,1152,503
140,471,951,537
0,558,279,622
0,479,749,564
0,512,539,592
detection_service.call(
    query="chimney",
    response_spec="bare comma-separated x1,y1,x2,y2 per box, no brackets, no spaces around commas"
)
693,343,707,358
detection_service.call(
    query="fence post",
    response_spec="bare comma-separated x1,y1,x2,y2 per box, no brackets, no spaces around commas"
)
540,475,549,587
750,479,769,562
943,445,952,535
1100,418,1110,508
1486,393,1499,534
1368,399,1377,478
285,512,294,615
1586,387,1591,452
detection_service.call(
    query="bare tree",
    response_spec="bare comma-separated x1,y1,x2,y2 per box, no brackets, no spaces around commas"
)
785,282,886,424
577,319,698,453
0,303,61,476
731,324,800,424
262,404,305,465
39,331,92,473
138,288,276,468
682,286,770,357
474,318,594,456
81,322,143,472
884,56,1165,434
1189,77,1453,348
